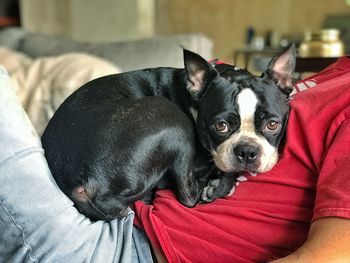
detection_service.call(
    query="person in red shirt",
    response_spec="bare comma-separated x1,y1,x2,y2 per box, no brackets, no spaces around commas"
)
0,57,349,263
134,57,350,262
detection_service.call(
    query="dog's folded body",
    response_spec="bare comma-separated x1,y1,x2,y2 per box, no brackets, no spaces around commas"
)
42,48,295,220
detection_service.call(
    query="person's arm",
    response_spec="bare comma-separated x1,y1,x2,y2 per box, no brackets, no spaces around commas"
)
272,217,350,262
273,106,350,263
152,246,168,263
273,117,350,263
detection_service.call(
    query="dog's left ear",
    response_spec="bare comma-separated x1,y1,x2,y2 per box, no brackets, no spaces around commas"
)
266,44,296,92
184,49,217,98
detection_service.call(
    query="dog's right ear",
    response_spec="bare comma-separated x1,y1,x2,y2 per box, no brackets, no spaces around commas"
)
184,49,216,99
265,44,296,93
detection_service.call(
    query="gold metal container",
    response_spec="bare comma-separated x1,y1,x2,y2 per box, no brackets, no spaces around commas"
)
299,29,344,57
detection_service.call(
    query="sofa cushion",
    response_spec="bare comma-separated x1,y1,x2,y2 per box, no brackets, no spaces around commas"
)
0,46,32,76
0,27,27,50
0,47,120,135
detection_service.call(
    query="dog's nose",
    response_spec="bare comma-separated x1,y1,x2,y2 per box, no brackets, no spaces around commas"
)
234,144,259,164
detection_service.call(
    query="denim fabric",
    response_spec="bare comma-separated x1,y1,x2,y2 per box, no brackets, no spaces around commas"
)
0,66,152,263
132,227,153,263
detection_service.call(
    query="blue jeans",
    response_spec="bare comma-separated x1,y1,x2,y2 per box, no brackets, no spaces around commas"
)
0,66,153,263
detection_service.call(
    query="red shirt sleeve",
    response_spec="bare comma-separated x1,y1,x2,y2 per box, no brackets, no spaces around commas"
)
294,57,350,221
313,117,350,221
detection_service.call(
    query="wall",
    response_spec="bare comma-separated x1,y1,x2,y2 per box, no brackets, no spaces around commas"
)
20,0,154,42
20,0,71,36
155,0,350,62
69,0,139,42
20,0,350,63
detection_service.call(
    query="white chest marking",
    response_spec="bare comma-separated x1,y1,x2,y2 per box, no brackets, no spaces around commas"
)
189,106,198,122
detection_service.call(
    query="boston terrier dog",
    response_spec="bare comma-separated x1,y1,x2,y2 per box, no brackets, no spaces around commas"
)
199,46,295,202
42,46,295,220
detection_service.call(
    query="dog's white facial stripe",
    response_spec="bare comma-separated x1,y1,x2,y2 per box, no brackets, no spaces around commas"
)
236,89,278,172
237,89,258,135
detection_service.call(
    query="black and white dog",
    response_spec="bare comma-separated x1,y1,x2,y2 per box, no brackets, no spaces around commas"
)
42,46,295,220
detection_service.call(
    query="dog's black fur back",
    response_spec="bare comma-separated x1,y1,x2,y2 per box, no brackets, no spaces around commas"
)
43,92,198,220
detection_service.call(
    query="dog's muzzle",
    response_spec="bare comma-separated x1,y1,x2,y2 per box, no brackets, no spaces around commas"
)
212,135,278,173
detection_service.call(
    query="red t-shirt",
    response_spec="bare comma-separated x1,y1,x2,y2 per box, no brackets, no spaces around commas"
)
134,57,350,262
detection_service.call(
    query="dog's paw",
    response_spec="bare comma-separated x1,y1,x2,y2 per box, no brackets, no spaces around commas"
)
226,185,236,196
200,175,240,203
200,179,221,203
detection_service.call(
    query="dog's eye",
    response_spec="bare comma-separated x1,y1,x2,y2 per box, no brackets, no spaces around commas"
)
215,121,229,133
265,121,281,133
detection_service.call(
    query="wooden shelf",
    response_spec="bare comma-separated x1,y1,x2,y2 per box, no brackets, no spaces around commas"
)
0,17,20,27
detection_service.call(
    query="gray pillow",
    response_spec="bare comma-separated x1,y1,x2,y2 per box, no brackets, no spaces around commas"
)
0,27,26,50
19,32,213,71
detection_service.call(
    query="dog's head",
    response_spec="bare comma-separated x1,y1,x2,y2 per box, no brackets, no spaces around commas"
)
184,46,295,174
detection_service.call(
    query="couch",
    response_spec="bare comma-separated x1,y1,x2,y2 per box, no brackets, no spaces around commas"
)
0,27,213,135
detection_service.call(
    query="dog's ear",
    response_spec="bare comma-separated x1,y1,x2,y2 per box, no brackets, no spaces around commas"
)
184,49,216,98
265,44,296,92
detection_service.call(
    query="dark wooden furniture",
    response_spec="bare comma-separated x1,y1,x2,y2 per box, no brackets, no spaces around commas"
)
295,57,345,73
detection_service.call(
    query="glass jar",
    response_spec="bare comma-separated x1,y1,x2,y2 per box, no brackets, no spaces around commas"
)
299,29,344,57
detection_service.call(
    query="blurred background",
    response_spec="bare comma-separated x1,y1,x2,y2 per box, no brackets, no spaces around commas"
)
1,0,350,70
1,0,350,134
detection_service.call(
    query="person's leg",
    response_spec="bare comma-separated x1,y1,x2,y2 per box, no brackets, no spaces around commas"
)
0,66,150,263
